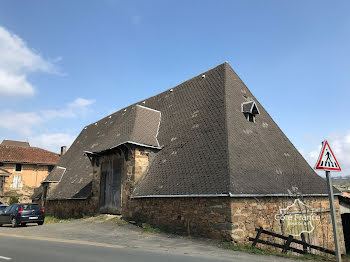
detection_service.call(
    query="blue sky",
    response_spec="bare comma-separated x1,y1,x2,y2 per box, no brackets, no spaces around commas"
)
0,1,349,175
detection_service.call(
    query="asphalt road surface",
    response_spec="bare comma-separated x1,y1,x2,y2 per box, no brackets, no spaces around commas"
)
0,218,302,262
0,235,258,262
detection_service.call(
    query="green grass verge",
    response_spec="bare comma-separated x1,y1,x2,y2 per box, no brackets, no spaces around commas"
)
44,214,129,226
142,223,161,233
44,216,89,224
219,242,332,261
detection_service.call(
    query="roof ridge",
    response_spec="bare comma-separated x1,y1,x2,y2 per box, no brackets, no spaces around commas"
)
85,62,229,129
29,146,60,154
223,62,231,194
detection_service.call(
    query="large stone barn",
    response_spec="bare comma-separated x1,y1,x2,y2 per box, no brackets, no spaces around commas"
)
33,62,345,253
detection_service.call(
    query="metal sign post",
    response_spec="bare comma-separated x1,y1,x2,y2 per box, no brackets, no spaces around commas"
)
315,140,342,262
325,171,342,262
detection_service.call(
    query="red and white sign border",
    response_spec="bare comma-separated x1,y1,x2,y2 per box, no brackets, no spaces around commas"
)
314,140,341,171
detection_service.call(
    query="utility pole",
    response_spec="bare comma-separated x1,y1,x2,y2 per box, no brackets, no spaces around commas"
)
325,171,342,262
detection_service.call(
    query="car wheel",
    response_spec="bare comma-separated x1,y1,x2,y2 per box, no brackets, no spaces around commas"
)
11,218,17,228
37,221,44,226
0,224,2,227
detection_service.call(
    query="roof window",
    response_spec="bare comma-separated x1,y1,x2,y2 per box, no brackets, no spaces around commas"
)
241,101,260,123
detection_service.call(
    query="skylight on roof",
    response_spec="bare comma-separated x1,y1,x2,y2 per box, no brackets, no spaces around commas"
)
241,101,260,123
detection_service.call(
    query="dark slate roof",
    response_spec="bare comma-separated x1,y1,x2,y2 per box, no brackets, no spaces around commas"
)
44,62,332,200
85,104,161,154
43,166,66,182
44,105,161,199
242,101,254,113
224,65,331,196
44,144,92,199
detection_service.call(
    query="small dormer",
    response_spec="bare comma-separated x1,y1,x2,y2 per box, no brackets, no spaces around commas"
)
241,101,260,123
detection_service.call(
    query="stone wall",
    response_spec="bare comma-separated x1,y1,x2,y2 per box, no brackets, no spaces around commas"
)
128,197,233,240
45,198,98,218
229,196,345,254
127,196,346,254
122,148,154,215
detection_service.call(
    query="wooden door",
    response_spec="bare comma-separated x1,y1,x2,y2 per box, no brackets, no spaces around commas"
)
99,156,122,214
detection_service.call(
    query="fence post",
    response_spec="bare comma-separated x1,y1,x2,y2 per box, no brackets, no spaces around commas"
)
282,235,294,253
300,233,308,254
252,227,263,247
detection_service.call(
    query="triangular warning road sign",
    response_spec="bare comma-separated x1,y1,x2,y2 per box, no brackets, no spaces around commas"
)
314,140,341,171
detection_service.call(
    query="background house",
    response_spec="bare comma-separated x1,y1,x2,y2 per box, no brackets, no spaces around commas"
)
34,63,346,254
0,140,60,203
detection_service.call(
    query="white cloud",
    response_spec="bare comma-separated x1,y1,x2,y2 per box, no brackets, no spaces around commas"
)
0,71,34,96
29,133,76,153
0,97,94,136
307,145,322,163
301,131,350,176
346,133,350,144
41,98,95,119
0,26,58,97
0,110,42,136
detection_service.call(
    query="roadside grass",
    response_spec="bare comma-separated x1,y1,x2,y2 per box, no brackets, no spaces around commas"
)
44,216,61,224
90,214,128,226
44,214,128,226
45,215,160,232
219,242,333,261
105,216,128,226
44,216,90,224
141,223,161,233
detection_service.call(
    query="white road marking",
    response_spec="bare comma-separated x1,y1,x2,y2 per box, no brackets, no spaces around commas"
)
0,256,12,260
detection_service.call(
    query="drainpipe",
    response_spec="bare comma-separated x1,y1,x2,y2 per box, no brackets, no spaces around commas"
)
35,164,38,187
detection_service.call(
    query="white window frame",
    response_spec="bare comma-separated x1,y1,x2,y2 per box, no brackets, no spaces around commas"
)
12,175,22,189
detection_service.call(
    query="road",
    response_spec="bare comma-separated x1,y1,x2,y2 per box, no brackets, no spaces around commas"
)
0,235,251,262
0,217,302,262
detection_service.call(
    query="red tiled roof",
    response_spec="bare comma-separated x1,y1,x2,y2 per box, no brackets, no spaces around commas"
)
0,145,60,165
342,192,350,198
1,140,30,147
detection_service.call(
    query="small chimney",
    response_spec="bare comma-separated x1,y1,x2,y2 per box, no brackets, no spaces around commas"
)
60,146,67,156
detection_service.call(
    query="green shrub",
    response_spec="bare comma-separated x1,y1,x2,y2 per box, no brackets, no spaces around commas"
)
9,196,19,205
